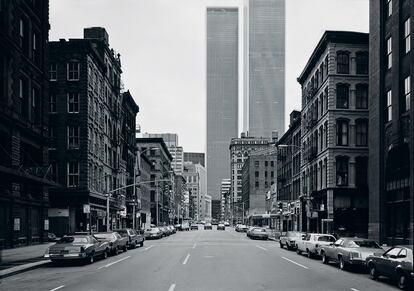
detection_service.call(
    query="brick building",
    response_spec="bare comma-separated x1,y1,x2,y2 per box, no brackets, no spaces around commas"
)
298,31,369,236
0,0,52,248
369,0,413,245
136,138,173,225
48,27,134,235
137,152,151,229
276,110,302,231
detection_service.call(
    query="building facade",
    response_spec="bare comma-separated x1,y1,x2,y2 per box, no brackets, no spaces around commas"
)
0,0,52,248
241,153,277,220
206,7,239,207
183,162,200,221
220,178,231,221
138,152,151,229
173,174,186,224
136,138,173,226
184,152,205,167
298,31,369,236
244,0,285,138
369,0,413,245
276,110,302,231
229,134,271,220
204,194,212,222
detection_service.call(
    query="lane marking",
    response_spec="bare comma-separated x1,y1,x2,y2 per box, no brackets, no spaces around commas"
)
97,256,130,270
50,286,65,291
168,284,176,291
350,289,360,291
182,254,190,265
142,245,154,251
256,245,268,251
281,256,309,269
192,243,197,249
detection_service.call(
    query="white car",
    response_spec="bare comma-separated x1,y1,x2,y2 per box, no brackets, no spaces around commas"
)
296,233,336,258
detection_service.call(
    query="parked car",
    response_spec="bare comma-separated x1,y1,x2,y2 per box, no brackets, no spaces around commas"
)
320,237,384,270
181,222,190,231
94,232,128,255
235,224,248,232
246,226,257,237
174,224,182,231
144,227,162,239
296,233,336,258
47,232,60,242
169,225,176,234
249,228,269,240
114,228,144,249
45,235,109,264
279,231,305,250
366,245,413,290
190,224,199,230
158,226,169,237
224,221,230,227
204,223,212,230
217,223,225,231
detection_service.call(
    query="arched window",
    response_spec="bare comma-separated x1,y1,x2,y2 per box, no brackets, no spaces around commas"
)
356,84,368,109
336,156,349,186
355,119,368,146
336,84,349,109
336,119,349,146
356,52,368,74
337,52,349,74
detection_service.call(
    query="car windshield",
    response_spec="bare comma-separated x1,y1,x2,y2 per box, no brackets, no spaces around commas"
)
58,236,88,244
116,230,128,236
347,240,381,248
287,232,302,237
317,236,336,242
150,228,159,233
94,233,113,240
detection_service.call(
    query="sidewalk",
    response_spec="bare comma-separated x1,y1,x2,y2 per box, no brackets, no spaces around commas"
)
0,243,53,279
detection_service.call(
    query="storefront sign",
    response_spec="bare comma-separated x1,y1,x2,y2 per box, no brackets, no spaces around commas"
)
83,204,90,214
48,208,69,217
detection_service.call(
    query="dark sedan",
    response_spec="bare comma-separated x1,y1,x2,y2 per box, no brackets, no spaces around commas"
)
114,228,144,249
190,224,199,230
217,223,225,230
204,223,212,230
366,245,413,290
45,235,109,264
320,237,384,270
279,231,304,250
94,232,128,255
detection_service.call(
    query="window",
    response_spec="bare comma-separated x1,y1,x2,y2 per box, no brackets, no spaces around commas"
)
336,52,349,74
265,171,268,178
265,161,268,167
404,18,411,54
265,181,268,188
19,77,28,117
255,181,259,188
67,62,80,81
270,161,274,167
355,119,368,146
387,37,392,69
50,162,58,182
271,171,274,178
68,93,79,113
356,84,368,109
336,120,349,146
49,94,56,113
386,0,392,17
356,53,368,74
68,126,80,149
49,64,57,81
255,171,259,178
336,156,348,186
405,76,411,111
387,90,392,121
336,84,349,109
254,161,259,167
67,162,79,187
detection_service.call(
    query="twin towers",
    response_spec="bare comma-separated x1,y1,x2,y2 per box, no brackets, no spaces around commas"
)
206,0,286,208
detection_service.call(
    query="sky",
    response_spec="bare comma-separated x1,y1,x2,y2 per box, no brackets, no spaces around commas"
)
49,0,369,153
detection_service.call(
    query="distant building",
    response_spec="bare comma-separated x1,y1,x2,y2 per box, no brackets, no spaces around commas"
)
204,194,212,222
297,31,369,236
136,138,173,225
138,153,152,229
245,0,285,138
0,0,52,248
276,110,301,231
242,153,277,220
220,179,231,221
184,152,205,167
369,0,413,245
206,7,239,207
183,162,200,221
141,133,178,147
173,174,186,224
196,163,207,221
48,27,133,235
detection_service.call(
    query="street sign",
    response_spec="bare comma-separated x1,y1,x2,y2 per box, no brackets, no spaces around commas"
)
83,204,90,214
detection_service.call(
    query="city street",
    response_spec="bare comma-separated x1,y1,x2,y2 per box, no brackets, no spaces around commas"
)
0,228,399,291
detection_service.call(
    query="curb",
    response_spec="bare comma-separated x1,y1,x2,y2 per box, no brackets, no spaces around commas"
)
0,260,51,280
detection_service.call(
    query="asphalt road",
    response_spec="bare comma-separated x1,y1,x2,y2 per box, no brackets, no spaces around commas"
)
0,227,400,291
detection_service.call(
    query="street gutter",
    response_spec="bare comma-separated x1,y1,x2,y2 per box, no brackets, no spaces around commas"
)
0,260,51,279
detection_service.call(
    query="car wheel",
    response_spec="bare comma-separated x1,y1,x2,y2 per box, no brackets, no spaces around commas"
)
369,264,378,280
397,273,408,290
102,250,108,259
114,247,119,255
339,257,347,270
139,241,144,247
87,253,94,264
307,249,313,258
321,252,328,264
123,245,128,252
279,242,284,248
296,248,301,255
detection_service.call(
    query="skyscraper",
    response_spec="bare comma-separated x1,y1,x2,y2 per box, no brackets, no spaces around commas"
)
206,7,239,207
245,0,285,138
